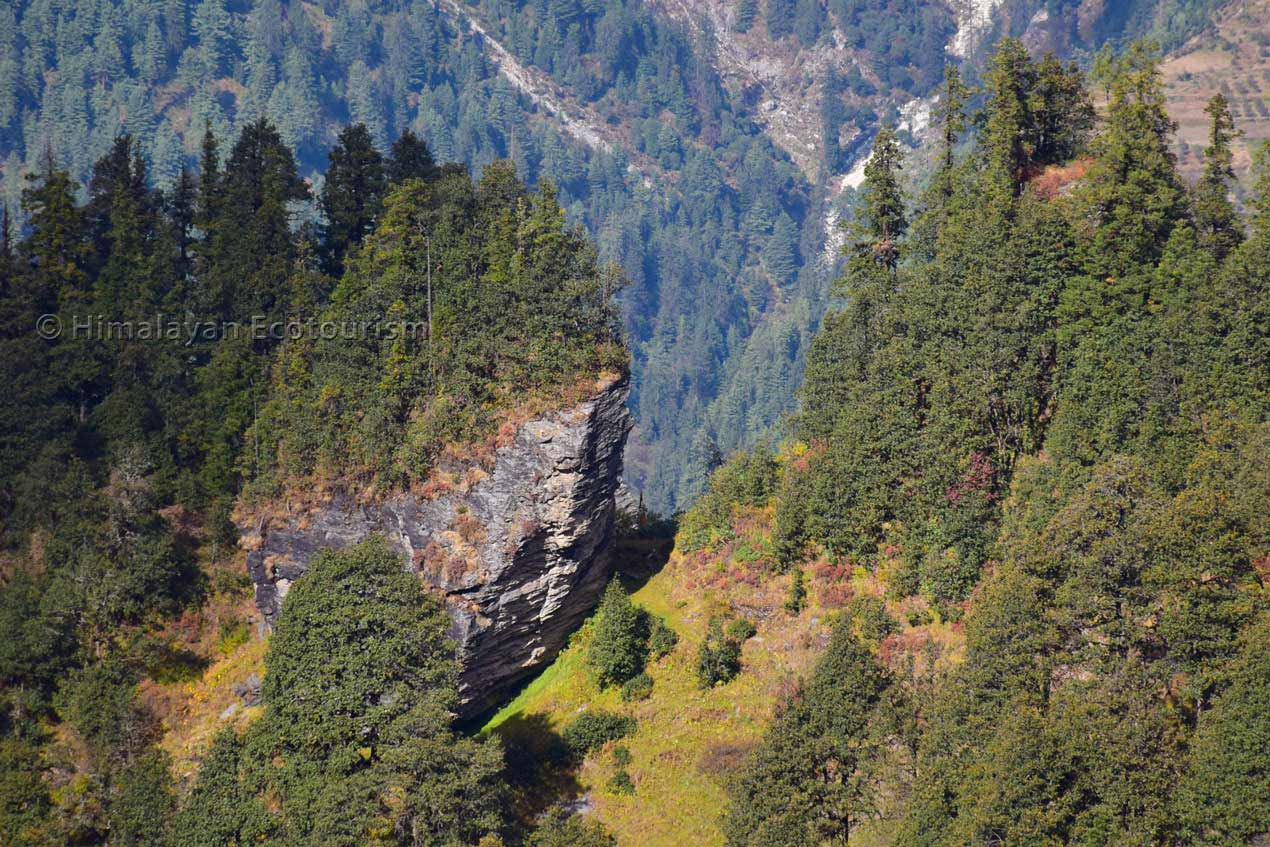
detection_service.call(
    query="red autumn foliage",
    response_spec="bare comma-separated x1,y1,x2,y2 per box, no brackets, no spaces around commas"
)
944,452,998,504
1028,157,1091,200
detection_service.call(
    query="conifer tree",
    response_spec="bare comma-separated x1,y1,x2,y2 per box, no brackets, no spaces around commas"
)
0,206,12,294
1253,140,1270,234
173,729,254,847
1082,41,1187,279
765,0,794,39
587,579,648,688
387,128,436,184
784,567,806,614
733,0,758,33
249,538,506,843
765,211,799,284
723,619,893,845
935,63,970,184
982,39,1036,196
856,126,906,270
86,136,159,312
1031,54,1095,166
321,123,386,276
1194,93,1243,260
19,152,90,314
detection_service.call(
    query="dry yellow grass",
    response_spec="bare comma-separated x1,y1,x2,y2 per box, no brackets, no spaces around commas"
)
157,637,267,789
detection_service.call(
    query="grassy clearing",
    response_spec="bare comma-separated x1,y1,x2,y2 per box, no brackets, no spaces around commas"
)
481,498,970,846
481,551,831,846
149,551,268,789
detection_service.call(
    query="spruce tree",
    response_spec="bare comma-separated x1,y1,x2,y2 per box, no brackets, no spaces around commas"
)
1194,93,1243,260
982,38,1036,195
936,63,970,184
321,123,387,277
587,579,648,688
765,211,799,284
723,620,892,845
1031,54,1094,166
784,567,806,614
855,125,906,270
1081,41,1187,280
246,538,506,843
387,128,436,184
19,152,90,314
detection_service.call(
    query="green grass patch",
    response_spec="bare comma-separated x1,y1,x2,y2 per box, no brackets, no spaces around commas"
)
476,563,795,847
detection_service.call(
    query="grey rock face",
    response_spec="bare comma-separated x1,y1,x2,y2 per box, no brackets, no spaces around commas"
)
240,376,632,718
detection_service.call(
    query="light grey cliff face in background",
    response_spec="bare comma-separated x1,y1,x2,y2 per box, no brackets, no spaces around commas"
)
240,376,632,718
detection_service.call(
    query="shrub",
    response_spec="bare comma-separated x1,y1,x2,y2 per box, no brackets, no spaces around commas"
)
678,446,780,552
648,617,679,660
216,619,250,656
845,595,894,647
785,567,807,614
620,673,653,702
562,710,636,758
529,808,618,847
696,618,743,688
725,618,757,641
607,769,635,795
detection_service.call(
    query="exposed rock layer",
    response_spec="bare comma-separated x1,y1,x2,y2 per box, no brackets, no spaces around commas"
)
241,376,632,718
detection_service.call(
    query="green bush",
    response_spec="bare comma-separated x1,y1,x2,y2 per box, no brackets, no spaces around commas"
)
562,710,637,758
216,619,251,656
607,769,635,795
648,617,679,660
785,568,807,614
725,618,757,641
619,673,653,702
529,808,618,847
696,618,743,688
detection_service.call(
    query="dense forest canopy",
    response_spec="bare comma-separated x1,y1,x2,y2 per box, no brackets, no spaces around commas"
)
0,0,831,512
1,0,1233,512
0,0,1267,844
0,116,627,844
681,38,1270,846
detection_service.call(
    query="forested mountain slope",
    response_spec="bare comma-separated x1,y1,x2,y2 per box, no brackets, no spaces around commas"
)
0,111,637,842
1,3,1268,846
3,0,1262,511
660,40,1270,845
477,38,1270,846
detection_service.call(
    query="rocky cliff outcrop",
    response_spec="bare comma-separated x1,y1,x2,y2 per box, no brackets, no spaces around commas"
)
240,375,632,718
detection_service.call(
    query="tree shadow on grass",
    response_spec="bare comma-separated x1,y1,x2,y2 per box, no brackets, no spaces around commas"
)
487,711,585,833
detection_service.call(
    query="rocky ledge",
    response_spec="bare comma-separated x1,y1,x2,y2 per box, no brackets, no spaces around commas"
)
240,375,632,718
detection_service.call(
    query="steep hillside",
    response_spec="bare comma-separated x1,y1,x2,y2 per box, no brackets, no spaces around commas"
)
483,501,965,846
0,0,1260,516
477,33,1270,845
